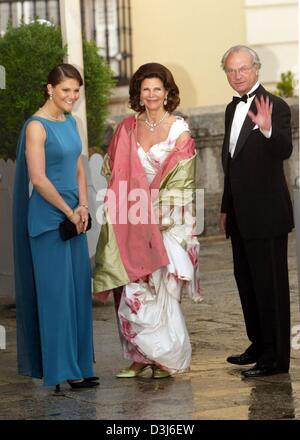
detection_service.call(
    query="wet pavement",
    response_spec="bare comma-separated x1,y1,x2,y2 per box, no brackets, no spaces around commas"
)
0,233,299,420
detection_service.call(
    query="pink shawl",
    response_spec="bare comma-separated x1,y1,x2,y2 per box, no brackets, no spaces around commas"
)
105,115,196,282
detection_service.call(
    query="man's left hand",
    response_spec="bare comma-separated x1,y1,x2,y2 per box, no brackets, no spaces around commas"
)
248,95,273,131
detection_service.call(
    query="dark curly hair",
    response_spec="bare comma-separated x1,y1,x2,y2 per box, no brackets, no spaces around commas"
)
129,63,180,113
43,63,83,101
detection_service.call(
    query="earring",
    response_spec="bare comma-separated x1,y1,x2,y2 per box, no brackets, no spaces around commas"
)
49,92,53,100
164,96,168,106
140,101,144,107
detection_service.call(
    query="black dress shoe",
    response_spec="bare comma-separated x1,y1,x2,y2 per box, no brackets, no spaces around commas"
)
241,365,288,378
67,380,99,389
84,376,99,382
227,352,257,365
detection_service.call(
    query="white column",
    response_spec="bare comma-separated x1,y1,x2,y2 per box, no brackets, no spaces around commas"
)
59,0,88,155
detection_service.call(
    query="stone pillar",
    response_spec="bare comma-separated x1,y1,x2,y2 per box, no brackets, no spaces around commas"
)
59,0,88,155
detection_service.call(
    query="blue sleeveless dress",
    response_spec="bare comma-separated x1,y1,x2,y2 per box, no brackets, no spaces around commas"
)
13,114,95,386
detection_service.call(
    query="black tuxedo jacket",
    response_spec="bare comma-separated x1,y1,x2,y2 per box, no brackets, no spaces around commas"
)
221,85,294,239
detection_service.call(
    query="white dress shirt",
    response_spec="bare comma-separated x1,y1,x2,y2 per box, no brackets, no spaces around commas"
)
229,81,272,157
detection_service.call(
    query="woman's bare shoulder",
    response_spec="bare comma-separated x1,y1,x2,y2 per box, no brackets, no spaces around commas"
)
25,118,46,140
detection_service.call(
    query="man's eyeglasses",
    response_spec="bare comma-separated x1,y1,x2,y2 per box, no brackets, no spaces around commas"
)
225,66,254,76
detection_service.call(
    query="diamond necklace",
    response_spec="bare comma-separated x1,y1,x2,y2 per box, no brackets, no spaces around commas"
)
39,107,65,121
144,111,168,132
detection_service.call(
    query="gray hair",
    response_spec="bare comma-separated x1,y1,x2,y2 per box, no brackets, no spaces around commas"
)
221,45,261,71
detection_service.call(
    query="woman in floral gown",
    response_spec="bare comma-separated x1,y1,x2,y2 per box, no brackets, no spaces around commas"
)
94,63,202,378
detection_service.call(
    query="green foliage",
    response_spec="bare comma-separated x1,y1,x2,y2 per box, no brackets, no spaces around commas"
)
0,20,66,159
83,39,116,150
274,70,296,98
0,20,115,159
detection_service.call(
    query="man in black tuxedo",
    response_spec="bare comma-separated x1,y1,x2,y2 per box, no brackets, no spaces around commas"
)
219,45,294,377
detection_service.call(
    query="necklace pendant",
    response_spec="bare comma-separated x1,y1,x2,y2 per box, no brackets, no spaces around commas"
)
144,111,168,132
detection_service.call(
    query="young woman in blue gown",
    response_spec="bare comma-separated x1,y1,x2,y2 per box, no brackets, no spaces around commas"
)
13,64,98,390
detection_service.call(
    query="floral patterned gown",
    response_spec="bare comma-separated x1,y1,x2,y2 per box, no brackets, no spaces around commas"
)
116,116,202,373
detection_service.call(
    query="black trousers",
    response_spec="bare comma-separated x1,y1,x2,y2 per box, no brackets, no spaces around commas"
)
230,213,291,371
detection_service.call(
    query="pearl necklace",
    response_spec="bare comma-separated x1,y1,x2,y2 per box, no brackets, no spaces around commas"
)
144,111,168,132
39,107,65,121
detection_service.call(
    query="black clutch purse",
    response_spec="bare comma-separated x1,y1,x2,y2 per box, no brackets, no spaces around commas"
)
59,213,92,241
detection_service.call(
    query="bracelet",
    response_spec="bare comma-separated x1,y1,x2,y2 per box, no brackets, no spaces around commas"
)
79,204,89,210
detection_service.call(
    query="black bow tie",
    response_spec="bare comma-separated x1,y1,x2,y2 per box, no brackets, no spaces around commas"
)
232,89,257,104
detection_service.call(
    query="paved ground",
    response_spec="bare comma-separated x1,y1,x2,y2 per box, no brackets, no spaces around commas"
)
0,233,299,420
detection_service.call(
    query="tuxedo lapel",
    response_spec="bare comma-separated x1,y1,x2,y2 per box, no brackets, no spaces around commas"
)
232,85,265,160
